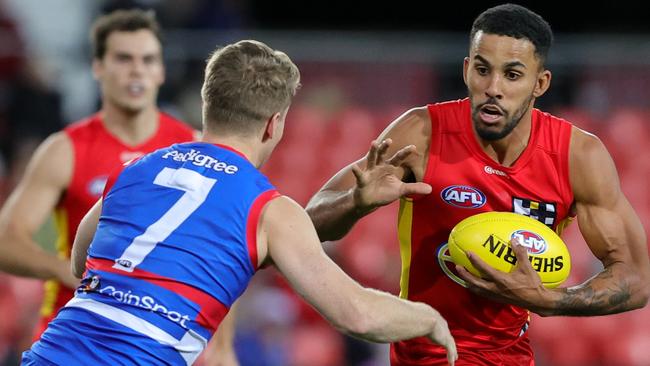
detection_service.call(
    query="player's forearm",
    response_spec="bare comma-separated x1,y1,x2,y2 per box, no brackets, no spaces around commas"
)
204,306,239,366
0,235,67,280
346,288,438,343
214,301,237,347
538,262,649,316
306,189,375,242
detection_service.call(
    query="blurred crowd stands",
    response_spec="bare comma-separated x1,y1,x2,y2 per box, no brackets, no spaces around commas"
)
0,1,649,365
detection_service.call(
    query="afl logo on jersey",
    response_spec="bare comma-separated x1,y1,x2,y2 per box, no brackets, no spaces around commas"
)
440,185,486,209
87,176,108,197
115,259,133,269
511,230,547,254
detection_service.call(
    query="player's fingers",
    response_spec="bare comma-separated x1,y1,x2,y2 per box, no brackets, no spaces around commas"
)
466,251,501,280
400,182,433,197
366,140,380,169
439,327,457,366
431,315,456,364
455,264,491,290
511,237,527,259
510,238,533,270
386,144,415,166
351,164,367,186
447,338,458,366
375,138,392,163
456,266,501,302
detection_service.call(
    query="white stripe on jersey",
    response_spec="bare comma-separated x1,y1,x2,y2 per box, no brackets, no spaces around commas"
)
113,167,217,272
66,297,207,365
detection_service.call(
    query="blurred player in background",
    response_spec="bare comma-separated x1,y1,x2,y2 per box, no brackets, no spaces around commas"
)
22,39,457,366
0,5,196,343
306,4,649,365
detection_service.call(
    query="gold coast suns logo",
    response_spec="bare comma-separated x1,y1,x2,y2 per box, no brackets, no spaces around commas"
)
436,243,468,288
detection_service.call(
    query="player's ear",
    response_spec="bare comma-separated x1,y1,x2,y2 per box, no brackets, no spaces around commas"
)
533,69,552,98
159,61,166,86
262,112,281,142
92,58,103,81
462,57,470,86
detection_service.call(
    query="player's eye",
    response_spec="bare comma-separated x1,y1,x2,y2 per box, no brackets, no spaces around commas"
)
476,66,489,75
505,71,521,80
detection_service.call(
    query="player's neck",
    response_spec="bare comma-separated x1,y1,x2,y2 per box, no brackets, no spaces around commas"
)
201,132,264,168
477,114,533,167
99,104,159,147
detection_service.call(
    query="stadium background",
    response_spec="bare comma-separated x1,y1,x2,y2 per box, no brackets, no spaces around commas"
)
0,0,649,365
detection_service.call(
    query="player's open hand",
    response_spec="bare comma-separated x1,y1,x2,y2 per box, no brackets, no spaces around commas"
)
351,139,431,210
427,309,458,366
456,238,547,311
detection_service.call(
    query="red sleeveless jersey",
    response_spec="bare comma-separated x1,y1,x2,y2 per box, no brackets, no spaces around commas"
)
36,112,194,337
392,98,574,365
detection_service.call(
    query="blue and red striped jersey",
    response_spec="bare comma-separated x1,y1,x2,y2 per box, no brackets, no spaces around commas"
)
26,142,279,365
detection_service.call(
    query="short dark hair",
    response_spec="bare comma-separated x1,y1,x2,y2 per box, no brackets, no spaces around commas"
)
201,40,301,136
90,9,162,60
470,4,553,66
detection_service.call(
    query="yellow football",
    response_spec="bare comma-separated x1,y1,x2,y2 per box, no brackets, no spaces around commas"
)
448,211,571,288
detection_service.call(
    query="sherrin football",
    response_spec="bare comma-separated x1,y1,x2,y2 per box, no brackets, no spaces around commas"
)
448,211,571,288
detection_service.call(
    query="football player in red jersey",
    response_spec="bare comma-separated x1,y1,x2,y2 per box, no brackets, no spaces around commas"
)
21,39,457,366
0,9,246,365
306,4,649,365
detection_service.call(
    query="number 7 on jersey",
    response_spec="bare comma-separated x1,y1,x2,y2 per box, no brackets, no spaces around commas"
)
113,167,216,272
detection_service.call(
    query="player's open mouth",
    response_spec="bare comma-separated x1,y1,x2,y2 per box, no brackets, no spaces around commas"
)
127,82,145,97
479,105,503,124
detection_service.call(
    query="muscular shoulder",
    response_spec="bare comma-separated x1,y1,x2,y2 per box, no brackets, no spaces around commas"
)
569,126,619,205
379,107,430,143
25,131,74,189
258,195,315,265
262,195,310,232
570,126,603,153
377,106,431,180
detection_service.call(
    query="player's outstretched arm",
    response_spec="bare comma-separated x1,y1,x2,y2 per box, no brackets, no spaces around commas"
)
542,128,650,316
71,199,102,278
0,132,78,288
306,107,432,241
261,196,456,364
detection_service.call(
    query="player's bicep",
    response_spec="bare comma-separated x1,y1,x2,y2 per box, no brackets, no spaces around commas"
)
0,133,72,237
262,197,362,323
570,129,647,265
71,199,102,278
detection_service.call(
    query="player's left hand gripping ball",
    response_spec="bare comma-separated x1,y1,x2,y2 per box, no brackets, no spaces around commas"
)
448,212,571,288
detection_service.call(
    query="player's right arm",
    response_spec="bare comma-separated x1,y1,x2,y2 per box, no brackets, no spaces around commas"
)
305,107,432,242
71,199,102,278
260,195,457,364
0,132,78,288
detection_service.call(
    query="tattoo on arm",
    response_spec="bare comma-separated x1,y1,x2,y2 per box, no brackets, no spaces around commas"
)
556,267,632,316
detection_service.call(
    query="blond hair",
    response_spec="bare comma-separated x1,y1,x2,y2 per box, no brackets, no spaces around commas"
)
201,40,301,136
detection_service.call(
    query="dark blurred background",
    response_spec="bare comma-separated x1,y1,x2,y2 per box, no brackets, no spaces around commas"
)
0,1,649,365
250,1,650,33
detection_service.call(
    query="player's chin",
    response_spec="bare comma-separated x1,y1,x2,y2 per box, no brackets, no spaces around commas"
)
475,125,508,141
119,101,150,114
